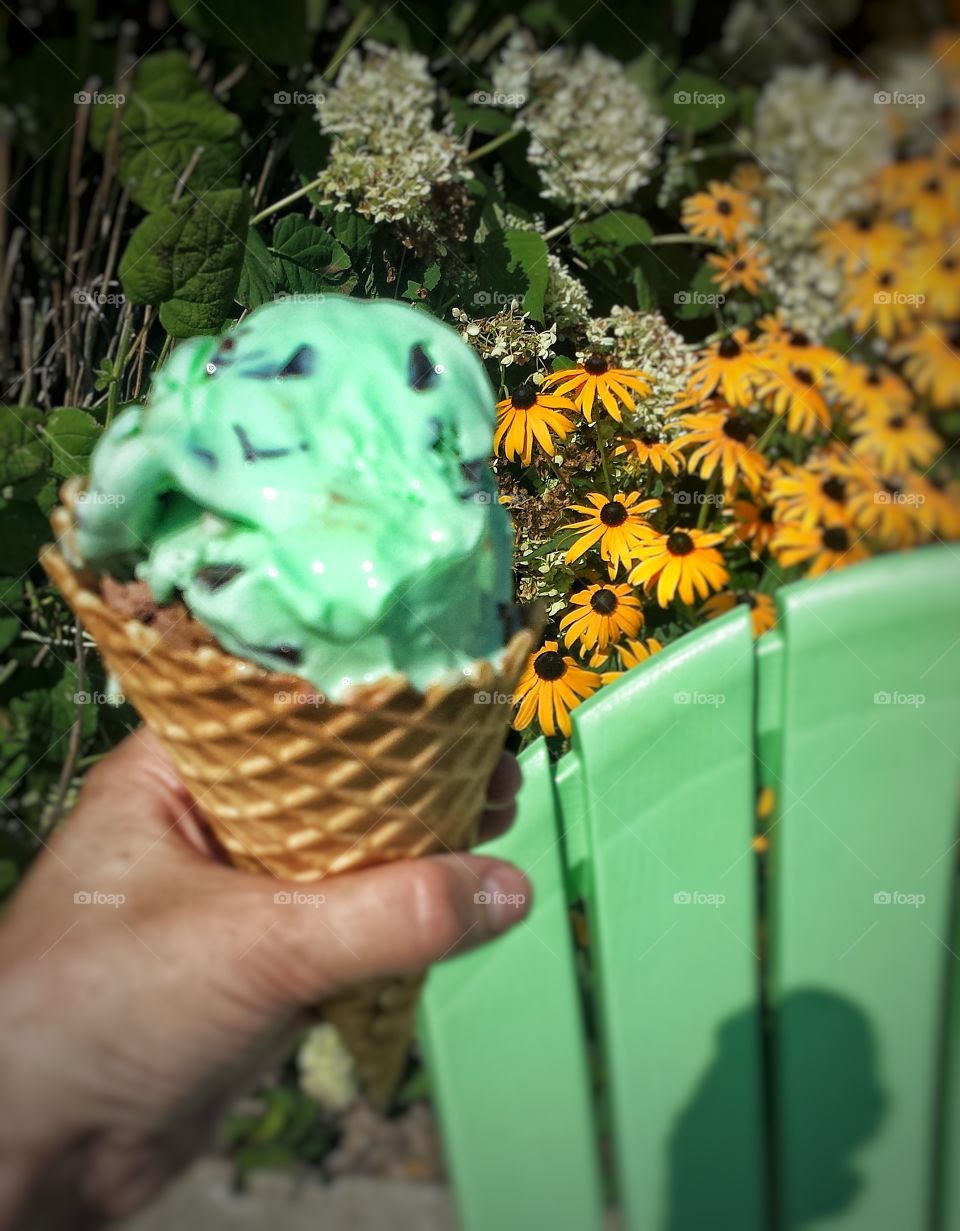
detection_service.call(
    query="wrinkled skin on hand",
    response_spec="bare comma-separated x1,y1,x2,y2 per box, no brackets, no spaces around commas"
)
74,297,516,697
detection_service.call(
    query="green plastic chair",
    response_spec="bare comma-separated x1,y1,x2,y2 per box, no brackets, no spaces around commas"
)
420,545,960,1231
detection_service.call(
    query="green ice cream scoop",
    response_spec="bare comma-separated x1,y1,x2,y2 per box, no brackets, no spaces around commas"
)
73,296,517,698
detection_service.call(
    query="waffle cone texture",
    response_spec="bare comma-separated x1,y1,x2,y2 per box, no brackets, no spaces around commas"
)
40,528,537,1106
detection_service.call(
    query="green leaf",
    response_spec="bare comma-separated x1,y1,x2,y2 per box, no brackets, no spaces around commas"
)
236,228,278,309
660,71,738,134
0,406,48,486
0,501,49,575
270,216,351,296
570,211,653,270
448,98,515,137
91,52,245,213
168,0,308,64
633,264,657,313
43,408,102,479
503,227,549,320
676,263,725,320
120,189,250,337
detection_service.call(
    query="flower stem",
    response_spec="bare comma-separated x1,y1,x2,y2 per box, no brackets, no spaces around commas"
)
320,4,373,81
250,177,323,226
105,312,133,428
465,127,522,163
597,421,613,498
697,470,721,529
648,233,712,246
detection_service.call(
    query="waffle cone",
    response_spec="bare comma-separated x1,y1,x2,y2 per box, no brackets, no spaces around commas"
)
40,535,536,1106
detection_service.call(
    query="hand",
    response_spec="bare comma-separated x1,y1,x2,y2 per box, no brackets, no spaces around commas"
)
0,729,530,1229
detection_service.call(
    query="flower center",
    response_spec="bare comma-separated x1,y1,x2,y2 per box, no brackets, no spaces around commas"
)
584,353,610,376
948,323,960,350
923,177,942,194
884,479,902,496
822,526,849,552
723,415,752,443
854,216,873,233
788,330,810,347
590,588,619,615
760,505,774,524
878,271,894,288
865,369,882,386
734,590,758,608
821,476,847,502
600,500,628,526
533,650,566,681
943,257,957,272
717,336,741,359
667,530,695,556
888,415,906,430
716,199,733,215
793,367,815,386
511,382,538,410
732,258,746,271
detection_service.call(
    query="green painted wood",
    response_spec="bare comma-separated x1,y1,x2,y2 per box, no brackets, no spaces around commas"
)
767,546,960,1231
419,740,604,1231
940,875,960,1231
568,607,767,1231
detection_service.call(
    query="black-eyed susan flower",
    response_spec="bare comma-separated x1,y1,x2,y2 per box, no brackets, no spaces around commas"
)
559,582,644,652
729,497,778,557
613,428,685,475
924,475,960,540
771,523,870,577
563,491,661,578
513,641,601,737
903,165,960,238
892,322,960,409
769,460,858,529
846,473,933,549
851,408,942,473
827,361,912,419
840,265,919,340
542,355,652,424
907,238,960,319
755,365,833,437
706,242,770,295
681,181,757,245
676,405,769,491
628,528,729,607
701,589,777,637
754,316,841,383
678,330,767,408
494,382,577,464
816,217,910,277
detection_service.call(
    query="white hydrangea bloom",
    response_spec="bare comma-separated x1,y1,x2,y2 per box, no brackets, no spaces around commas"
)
543,254,592,331
750,64,892,230
297,1022,357,1113
452,301,557,367
312,42,470,224
490,38,667,208
767,250,846,342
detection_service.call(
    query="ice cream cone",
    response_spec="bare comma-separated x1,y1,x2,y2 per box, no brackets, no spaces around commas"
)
40,534,538,1106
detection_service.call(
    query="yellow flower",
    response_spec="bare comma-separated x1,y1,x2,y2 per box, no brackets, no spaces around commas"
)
559,583,644,652
542,355,652,424
494,382,576,464
771,523,870,577
826,361,912,419
754,365,833,437
617,636,664,670
613,430,685,475
816,217,910,277
846,472,934,549
892,322,960,409
706,242,770,295
840,265,920,341
676,405,769,491
769,460,859,529
754,316,842,382
628,528,729,607
906,238,960,319
513,641,601,737
563,491,660,578
729,497,778,557
678,330,767,408
681,181,757,245
851,408,942,474
701,590,777,637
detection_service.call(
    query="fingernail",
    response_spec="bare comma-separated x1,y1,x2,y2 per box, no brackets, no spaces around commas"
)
480,865,532,933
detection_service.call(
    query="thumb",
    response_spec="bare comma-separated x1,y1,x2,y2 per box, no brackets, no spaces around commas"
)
229,853,532,1007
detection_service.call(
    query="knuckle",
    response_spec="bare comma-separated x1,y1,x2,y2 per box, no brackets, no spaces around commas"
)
407,860,471,953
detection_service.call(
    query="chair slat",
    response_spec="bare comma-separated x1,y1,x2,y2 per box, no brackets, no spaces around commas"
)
767,546,960,1231
419,740,605,1231
569,607,767,1231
